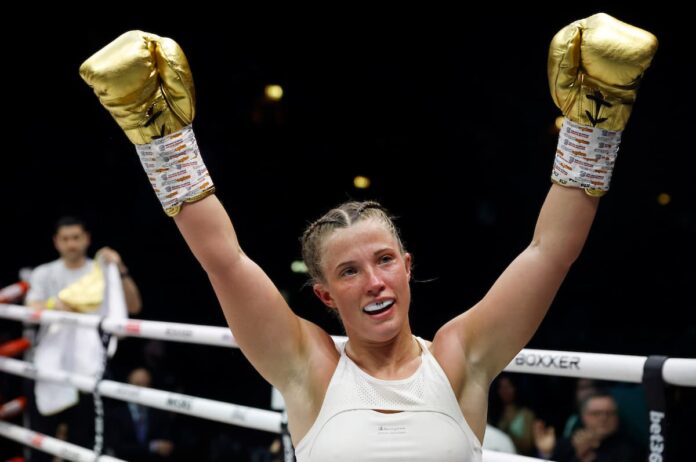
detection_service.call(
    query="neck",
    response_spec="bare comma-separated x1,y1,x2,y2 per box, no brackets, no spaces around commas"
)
345,329,421,379
62,256,87,269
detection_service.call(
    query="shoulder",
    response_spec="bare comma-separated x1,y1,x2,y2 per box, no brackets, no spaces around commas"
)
30,259,61,278
429,325,482,388
415,336,433,350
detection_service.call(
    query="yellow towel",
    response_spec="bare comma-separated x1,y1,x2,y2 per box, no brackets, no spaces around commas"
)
58,261,104,312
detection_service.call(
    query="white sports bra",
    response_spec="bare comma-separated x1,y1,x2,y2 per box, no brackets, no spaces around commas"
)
294,336,482,461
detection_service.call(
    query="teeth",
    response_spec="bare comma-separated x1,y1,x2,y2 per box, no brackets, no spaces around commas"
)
363,300,394,313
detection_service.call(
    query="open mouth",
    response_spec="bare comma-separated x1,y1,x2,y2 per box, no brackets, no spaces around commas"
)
362,299,395,316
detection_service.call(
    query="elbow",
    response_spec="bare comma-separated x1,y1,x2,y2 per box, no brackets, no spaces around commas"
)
200,245,245,277
127,300,142,315
528,237,581,271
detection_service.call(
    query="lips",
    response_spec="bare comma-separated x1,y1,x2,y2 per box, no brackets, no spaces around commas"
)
362,299,395,315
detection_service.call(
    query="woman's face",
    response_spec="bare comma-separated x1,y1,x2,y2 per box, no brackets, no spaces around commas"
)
313,219,412,343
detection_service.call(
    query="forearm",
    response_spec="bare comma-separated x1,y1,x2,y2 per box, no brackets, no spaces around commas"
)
120,275,142,315
26,298,70,311
531,184,599,267
173,195,244,275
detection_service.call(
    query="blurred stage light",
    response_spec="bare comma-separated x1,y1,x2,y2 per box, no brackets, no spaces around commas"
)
353,176,371,189
265,84,284,101
291,260,308,273
657,192,671,206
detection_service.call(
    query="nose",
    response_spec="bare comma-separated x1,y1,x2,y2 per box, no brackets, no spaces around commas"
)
365,267,385,295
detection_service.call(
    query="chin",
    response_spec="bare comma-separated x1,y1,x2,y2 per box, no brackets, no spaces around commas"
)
371,319,408,339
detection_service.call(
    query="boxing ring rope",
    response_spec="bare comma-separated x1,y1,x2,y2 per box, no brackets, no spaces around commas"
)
0,420,126,462
506,349,696,386
1,303,694,461
0,355,282,433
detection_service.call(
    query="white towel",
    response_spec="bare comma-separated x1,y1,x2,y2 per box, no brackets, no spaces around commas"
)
34,260,128,415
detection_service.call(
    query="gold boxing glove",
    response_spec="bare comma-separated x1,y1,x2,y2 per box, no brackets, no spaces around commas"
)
79,31,194,145
548,13,658,196
80,31,214,216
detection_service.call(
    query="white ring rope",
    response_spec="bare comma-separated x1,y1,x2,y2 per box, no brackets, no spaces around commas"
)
507,349,648,383
2,303,694,386
0,303,238,348
0,356,282,434
0,420,125,462
662,357,696,387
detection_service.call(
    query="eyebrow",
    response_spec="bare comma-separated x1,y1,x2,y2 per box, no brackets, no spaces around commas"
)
334,247,394,271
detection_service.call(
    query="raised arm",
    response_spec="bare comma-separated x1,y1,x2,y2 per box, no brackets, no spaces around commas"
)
172,195,321,387
436,13,658,384
80,31,326,388
459,184,598,378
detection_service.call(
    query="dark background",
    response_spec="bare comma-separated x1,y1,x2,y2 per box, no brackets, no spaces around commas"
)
1,6,693,458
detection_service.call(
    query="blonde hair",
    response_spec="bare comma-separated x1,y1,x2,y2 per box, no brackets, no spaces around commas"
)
301,201,405,283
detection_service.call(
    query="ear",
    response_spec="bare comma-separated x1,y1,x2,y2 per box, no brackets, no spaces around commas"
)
404,252,412,280
313,283,337,309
